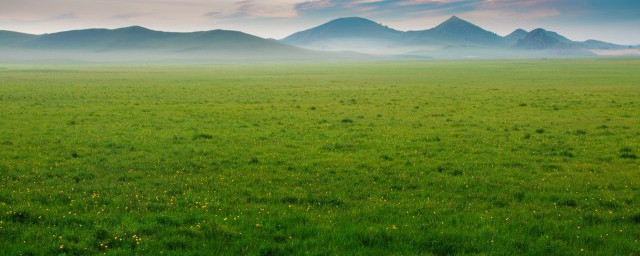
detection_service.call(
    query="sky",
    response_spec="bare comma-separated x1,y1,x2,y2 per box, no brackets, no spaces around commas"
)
0,0,639,45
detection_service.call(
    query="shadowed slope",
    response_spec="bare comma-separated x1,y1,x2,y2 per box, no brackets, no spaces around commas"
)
515,28,577,51
505,29,528,45
0,30,37,46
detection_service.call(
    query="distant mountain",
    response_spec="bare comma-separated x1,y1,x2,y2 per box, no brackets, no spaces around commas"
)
578,40,629,50
279,16,637,57
0,26,351,62
406,16,503,47
1,17,637,61
505,29,528,45
21,26,305,54
515,29,572,50
540,30,573,44
281,16,507,54
512,28,633,52
23,26,169,50
281,17,404,53
0,30,37,46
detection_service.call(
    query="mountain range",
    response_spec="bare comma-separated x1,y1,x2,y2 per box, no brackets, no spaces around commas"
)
0,27,329,62
1,16,638,62
282,16,636,57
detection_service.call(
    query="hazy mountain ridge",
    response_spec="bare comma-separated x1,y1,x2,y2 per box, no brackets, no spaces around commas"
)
505,29,529,44
19,26,305,53
280,16,635,57
579,40,632,50
516,28,573,50
405,16,503,47
0,30,38,46
1,16,637,62
512,28,633,56
282,17,403,45
281,17,407,54
0,26,357,62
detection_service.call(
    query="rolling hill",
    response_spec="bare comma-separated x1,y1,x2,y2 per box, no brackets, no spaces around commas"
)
406,16,504,47
0,30,38,47
505,29,528,45
512,28,630,57
281,17,405,54
579,40,630,50
515,28,572,50
19,26,308,54
0,26,348,62
282,17,403,45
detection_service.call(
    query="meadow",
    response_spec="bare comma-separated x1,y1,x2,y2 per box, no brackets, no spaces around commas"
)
0,59,639,255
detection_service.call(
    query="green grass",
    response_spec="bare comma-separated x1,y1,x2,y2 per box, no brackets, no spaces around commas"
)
0,59,639,255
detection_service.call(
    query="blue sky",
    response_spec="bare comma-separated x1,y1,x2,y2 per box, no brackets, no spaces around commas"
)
1,0,639,44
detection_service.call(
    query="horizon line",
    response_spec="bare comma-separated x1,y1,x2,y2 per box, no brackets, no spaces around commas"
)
2,15,639,46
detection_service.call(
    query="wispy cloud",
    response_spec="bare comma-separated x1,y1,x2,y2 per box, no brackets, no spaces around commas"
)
395,0,465,6
111,13,148,20
297,0,336,10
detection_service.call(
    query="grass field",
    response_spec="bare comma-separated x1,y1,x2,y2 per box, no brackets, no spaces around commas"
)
1,59,639,255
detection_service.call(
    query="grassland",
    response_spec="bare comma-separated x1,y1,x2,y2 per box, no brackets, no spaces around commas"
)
0,59,639,255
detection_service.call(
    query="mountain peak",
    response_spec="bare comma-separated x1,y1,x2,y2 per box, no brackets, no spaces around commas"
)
333,17,372,22
281,16,402,47
413,15,502,46
530,28,548,34
115,26,152,32
505,29,529,42
307,16,398,33
439,16,470,26
433,15,481,32
516,28,572,50
324,17,381,27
